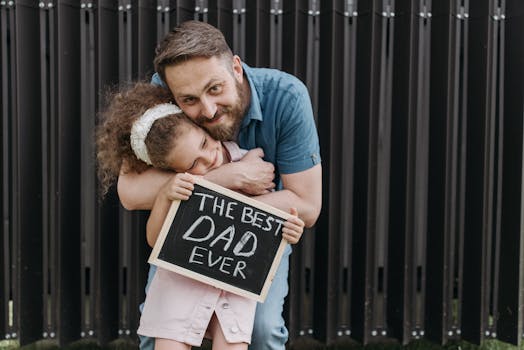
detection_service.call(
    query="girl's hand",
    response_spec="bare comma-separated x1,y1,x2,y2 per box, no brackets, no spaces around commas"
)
162,173,195,201
282,208,305,244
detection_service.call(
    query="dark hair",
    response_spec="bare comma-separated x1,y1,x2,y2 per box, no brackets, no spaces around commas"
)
154,20,233,83
96,82,192,197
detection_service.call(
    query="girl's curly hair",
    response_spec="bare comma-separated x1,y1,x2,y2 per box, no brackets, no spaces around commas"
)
96,82,189,197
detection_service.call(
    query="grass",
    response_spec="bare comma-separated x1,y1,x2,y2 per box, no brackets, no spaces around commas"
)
0,338,521,350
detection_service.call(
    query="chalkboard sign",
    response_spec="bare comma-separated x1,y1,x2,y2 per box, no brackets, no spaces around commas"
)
148,177,290,302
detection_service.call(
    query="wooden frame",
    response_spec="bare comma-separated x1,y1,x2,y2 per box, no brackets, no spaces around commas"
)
149,177,290,302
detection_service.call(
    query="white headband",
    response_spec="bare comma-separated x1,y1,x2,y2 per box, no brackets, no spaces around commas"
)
130,103,182,165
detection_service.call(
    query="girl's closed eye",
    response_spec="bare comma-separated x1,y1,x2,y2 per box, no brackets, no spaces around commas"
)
187,160,198,172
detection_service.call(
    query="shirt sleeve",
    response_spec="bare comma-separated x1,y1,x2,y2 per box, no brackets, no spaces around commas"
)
151,73,167,88
276,80,321,175
222,141,248,162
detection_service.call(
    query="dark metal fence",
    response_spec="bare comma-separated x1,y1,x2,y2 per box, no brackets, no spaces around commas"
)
1,0,523,348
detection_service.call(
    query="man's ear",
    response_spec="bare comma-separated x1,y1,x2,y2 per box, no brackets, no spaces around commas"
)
232,55,243,82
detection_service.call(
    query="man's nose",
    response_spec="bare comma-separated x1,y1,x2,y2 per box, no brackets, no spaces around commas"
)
200,97,217,119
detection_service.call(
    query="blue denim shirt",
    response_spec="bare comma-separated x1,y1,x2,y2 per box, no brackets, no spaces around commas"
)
151,63,321,189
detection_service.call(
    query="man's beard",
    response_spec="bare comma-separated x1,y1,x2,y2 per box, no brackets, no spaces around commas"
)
196,80,247,141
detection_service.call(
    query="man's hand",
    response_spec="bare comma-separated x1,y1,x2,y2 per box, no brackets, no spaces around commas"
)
204,148,275,195
236,148,276,195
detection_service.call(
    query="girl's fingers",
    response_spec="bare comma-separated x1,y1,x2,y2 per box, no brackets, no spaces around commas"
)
282,227,302,236
175,194,191,201
285,216,303,225
282,226,303,244
174,175,194,186
282,233,299,244
161,174,196,201
177,187,193,196
283,223,302,234
179,172,195,182
177,181,194,191
166,186,194,201
284,217,304,230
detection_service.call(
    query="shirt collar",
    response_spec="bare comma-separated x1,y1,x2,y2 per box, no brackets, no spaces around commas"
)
241,63,263,128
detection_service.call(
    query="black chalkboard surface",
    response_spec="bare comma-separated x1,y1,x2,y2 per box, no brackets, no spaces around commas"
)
148,177,290,302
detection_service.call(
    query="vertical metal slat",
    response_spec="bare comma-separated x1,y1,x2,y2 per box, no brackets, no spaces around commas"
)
426,0,470,344
363,0,395,344
497,0,524,345
117,0,150,340
80,0,95,342
0,0,14,341
13,0,44,344
138,0,156,77
244,0,270,67
461,0,492,344
96,0,132,344
269,0,283,69
397,0,432,344
321,0,358,346
284,0,321,345
232,0,246,60
478,0,505,341
40,0,54,342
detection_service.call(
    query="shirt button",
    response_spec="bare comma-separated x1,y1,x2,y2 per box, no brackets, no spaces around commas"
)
230,326,239,333
222,303,230,309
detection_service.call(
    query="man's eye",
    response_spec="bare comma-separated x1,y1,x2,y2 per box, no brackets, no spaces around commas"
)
209,85,222,94
183,97,196,104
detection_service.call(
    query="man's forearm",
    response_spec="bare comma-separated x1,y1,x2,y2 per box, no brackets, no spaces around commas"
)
254,165,322,227
202,162,242,190
205,166,320,226
254,189,320,228
203,158,275,195
117,168,174,210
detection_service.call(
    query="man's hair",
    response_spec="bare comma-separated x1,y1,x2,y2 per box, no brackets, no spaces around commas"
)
154,20,233,82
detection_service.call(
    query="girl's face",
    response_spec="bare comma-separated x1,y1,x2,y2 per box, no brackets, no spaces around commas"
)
164,124,226,175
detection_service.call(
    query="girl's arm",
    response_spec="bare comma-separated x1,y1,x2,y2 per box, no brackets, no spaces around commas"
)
146,173,195,247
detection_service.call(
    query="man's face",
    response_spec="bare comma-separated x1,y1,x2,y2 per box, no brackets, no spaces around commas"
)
164,55,246,141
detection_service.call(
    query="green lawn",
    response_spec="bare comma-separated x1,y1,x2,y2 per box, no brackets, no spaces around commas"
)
0,338,522,350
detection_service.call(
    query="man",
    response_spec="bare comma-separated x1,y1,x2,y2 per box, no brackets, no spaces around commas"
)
118,20,322,350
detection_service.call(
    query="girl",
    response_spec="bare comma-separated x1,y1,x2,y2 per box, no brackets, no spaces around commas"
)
96,82,304,350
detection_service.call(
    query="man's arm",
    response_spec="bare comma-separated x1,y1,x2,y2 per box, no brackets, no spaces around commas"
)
255,164,322,228
203,148,275,195
118,168,174,210
117,148,275,210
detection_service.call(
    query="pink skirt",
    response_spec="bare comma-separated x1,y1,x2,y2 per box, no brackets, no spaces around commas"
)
137,267,256,346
